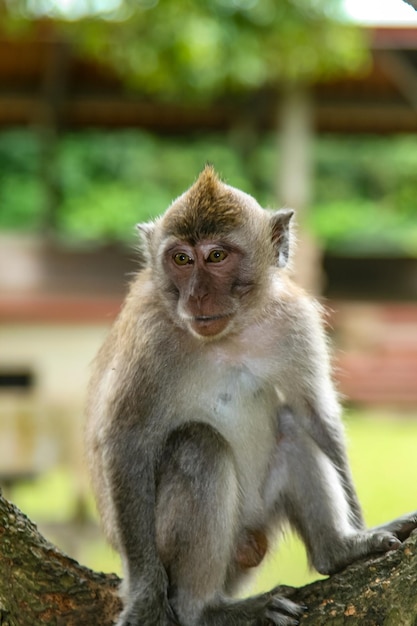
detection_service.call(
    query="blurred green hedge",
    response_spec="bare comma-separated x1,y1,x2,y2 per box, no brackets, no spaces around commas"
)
1,129,417,255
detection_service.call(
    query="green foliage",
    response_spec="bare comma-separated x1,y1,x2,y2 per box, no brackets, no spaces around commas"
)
7,0,366,101
1,129,417,255
75,0,365,100
0,131,43,230
310,136,417,255
54,130,256,243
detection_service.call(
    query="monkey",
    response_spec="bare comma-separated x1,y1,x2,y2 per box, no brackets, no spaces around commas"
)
86,165,417,626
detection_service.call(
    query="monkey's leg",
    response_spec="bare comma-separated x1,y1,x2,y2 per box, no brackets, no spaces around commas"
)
155,421,239,624
278,409,411,576
155,422,304,626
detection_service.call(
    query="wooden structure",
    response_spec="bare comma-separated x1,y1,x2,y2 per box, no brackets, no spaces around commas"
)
0,22,417,133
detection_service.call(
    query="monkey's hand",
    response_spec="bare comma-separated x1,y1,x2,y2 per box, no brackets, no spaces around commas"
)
373,510,417,543
341,511,417,573
316,511,417,576
212,587,306,626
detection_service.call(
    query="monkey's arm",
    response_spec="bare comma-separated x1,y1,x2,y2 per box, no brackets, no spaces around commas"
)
280,295,417,572
280,295,364,527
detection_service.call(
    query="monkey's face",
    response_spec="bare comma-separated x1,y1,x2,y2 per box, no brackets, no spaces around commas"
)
162,238,249,339
140,167,293,339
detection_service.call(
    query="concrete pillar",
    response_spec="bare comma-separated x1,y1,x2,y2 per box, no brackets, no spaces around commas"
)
278,83,322,294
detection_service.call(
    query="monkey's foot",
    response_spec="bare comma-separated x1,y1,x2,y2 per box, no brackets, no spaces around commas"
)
204,590,306,626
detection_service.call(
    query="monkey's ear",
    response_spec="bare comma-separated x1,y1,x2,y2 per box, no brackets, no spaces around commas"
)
136,221,154,241
136,222,155,262
270,209,294,268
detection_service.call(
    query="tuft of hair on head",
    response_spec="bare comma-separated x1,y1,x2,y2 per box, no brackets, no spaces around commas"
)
162,165,245,242
198,162,220,186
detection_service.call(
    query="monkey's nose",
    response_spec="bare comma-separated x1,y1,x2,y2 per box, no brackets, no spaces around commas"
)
188,292,210,311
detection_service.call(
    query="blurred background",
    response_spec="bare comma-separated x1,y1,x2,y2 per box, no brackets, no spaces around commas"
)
1,0,417,592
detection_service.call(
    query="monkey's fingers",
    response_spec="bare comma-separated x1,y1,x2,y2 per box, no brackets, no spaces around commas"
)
265,595,307,626
374,511,417,543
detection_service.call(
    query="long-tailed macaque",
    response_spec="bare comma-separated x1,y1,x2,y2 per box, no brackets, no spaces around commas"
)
86,166,417,626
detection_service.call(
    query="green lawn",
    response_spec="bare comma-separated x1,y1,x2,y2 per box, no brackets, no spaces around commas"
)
9,411,417,593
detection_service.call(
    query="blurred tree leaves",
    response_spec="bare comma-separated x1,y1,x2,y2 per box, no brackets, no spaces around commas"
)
1,129,417,256
310,136,417,256
0,131,43,230
55,131,253,242
1,1,415,255
6,0,367,100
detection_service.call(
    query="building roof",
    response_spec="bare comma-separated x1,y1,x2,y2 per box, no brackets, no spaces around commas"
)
0,22,417,134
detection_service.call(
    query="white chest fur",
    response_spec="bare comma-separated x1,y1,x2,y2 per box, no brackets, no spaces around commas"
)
177,332,281,524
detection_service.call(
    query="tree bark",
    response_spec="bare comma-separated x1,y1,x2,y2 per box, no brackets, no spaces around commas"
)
1,490,417,625
291,539,417,625
0,491,121,626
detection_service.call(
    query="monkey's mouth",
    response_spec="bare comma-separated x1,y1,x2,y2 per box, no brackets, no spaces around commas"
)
190,314,232,337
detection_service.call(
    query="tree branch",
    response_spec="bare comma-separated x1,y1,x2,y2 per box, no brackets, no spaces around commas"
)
0,491,121,626
1,490,417,625
292,536,417,624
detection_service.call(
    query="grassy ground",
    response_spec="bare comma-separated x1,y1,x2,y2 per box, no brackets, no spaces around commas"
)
8,410,417,593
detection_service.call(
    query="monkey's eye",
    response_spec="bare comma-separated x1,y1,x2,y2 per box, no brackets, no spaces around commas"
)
207,249,227,263
173,252,192,266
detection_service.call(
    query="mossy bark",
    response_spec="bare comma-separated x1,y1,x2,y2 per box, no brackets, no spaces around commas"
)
0,492,121,626
1,491,416,625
